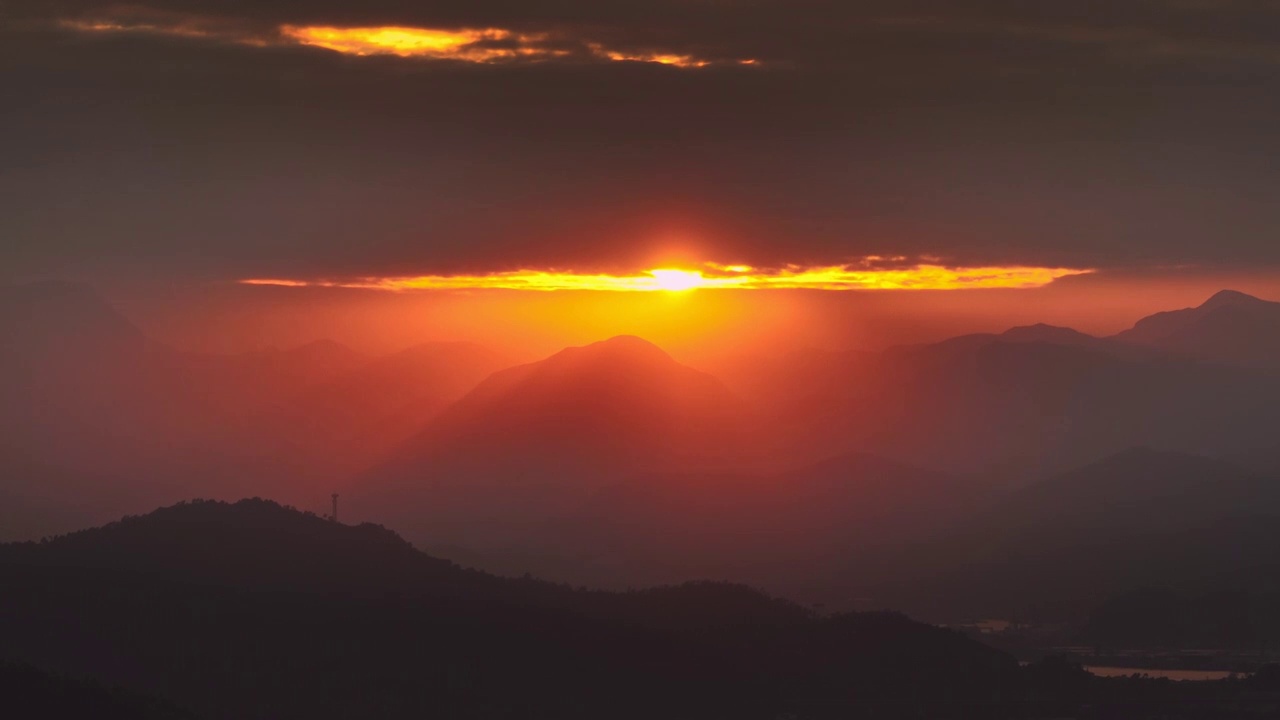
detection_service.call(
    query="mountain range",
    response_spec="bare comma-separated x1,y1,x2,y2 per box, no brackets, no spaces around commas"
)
762,293,1280,478
1113,289,1280,369
6,282,1280,624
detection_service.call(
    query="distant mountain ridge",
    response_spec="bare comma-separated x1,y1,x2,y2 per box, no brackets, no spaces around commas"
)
884,447,1280,620
996,447,1275,537
378,334,752,474
0,281,148,359
507,451,992,593
1114,289,1280,369
999,323,1105,347
355,335,762,548
289,340,512,471
0,282,517,538
915,323,1106,351
768,292,1280,478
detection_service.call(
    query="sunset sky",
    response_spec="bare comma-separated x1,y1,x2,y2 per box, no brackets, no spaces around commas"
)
5,1,1280,355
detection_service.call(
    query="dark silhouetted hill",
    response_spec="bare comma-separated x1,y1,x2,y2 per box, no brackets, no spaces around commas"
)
1,499,816,631
0,662,195,719
1081,586,1280,651
0,500,1025,720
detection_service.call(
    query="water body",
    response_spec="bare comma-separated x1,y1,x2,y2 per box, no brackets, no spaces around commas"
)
1085,666,1238,681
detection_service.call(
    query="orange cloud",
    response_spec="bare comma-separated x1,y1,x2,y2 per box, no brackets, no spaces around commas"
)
240,262,1093,292
586,44,711,68
58,17,270,46
59,14,755,68
278,25,562,62
279,25,753,66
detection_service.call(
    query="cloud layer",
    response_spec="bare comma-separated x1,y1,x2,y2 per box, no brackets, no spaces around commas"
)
240,259,1093,292
4,1,1280,284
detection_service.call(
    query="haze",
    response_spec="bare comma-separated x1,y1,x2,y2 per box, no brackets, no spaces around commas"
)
6,2,1280,718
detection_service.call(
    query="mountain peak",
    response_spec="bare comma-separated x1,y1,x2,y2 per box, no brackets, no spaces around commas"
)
1,498,456,594
1200,289,1265,310
999,323,1097,345
1112,289,1280,368
551,335,675,367
1011,322,1058,331
591,334,669,353
358,332,752,542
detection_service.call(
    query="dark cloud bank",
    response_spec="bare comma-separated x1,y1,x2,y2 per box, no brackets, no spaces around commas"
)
3,1,1280,281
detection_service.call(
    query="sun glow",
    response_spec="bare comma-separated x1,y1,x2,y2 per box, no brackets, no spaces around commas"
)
240,262,1093,293
649,269,707,291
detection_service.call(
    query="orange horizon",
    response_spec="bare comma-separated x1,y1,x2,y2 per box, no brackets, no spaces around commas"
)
239,261,1094,293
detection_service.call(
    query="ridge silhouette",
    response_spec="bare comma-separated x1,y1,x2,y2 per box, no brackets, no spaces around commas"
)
881,448,1280,620
0,499,1023,720
1114,289,1280,369
354,335,761,549
5,499,1280,718
0,662,194,719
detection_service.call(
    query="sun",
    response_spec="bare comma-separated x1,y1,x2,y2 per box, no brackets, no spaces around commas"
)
648,269,706,292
